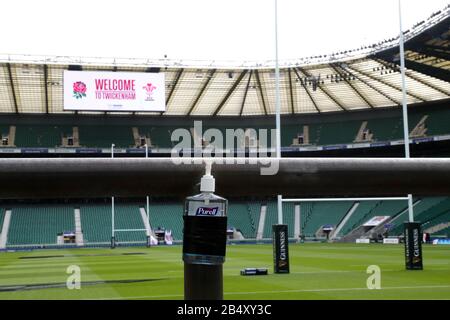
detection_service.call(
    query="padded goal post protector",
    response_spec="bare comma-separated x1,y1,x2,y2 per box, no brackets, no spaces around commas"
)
273,224,290,274
404,222,423,270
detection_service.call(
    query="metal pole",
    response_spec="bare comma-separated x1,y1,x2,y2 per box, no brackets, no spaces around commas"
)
111,196,115,237
111,143,115,247
274,0,283,225
145,144,150,237
277,195,283,224
398,0,414,222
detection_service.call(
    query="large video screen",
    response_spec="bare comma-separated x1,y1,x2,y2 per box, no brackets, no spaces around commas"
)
63,70,165,112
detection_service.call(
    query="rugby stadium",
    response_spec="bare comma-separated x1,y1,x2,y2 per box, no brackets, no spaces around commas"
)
0,3,449,301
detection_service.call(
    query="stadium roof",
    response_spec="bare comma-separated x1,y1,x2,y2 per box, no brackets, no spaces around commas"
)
0,7,448,117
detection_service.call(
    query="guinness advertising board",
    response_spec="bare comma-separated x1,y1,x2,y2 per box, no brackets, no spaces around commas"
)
404,222,423,270
273,224,290,274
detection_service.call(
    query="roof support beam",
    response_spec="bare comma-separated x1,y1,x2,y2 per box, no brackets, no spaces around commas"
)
44,64,49,114
292,68,320,113
346,64,401,105
6,63,19,114
213,70,248,116
375,58,450,96
331,64,374,108
287,68,295,114
254,70,268,115
299,67,347,111
405,57,450,83
353,59,426,102
413,45,450,61
375,54,450,84
164,69,183,115
239,70,253,116
187,69,216,116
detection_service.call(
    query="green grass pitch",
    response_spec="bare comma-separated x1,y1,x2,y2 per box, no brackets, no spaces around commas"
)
0,243,449,300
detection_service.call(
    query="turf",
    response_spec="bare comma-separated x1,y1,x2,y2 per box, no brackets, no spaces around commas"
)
0,243,449,300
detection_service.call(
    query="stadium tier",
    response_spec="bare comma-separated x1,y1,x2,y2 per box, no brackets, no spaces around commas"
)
0,104,449,150
227,202,260,239
0,208,5,232
148,202,184,240
79,205,112,244
1,198,448,248
6,205,74,246
301,201,354,238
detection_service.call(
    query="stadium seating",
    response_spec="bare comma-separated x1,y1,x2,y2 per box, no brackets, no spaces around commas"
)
14,125,72,147
4,106,450,150
339,201,378,236
263,202,279,238
390,198,450,236
313,121,361,145
368,117,403,141
148,203,184,240
78,125,134,148
80,203,147,244
0,125,9,137
138,126,178,148
227,202,258,238
436,226,450,237
426,108,450,136
1,198,448,247
283,202,296,238
341,200,407,236
79,204,112,244
388,197,447,235
0,208,5,231
113,205,147,243
263,202,298,238
7,205,74,245
301,202,354,237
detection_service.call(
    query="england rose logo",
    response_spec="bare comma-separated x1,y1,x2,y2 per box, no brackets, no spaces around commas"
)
73,81,87,99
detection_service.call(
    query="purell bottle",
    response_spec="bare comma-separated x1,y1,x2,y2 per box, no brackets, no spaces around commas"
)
182,162,228,299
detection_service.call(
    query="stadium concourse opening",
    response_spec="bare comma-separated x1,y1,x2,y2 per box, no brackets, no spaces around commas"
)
0,1,449,302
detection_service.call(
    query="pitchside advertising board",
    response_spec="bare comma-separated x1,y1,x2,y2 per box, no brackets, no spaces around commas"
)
63,70,165,112
273,224,290,274
404,222,423,270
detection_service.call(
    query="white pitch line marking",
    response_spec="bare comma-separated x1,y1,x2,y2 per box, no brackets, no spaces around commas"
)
92,284,450,300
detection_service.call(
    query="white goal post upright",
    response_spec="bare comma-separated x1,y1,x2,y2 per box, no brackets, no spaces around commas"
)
398,0,414,223
274,0,283,225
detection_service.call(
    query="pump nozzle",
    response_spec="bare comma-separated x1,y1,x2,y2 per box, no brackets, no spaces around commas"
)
200,160,215,193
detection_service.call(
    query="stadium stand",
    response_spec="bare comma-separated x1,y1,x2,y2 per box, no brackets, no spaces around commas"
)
79,204,112,244
113,205,147,243
388,197,447,235
0,197,449,248
263,202,279,239
227,202,259,239
339,201,379,236
2,105,450,150
0,208,5,231
368,117,403,142
78,125,134,148
7,205,74,246
14,125,72,147
391,198,450,236
341,200,408,236
301,202,354,237
148,202,184,240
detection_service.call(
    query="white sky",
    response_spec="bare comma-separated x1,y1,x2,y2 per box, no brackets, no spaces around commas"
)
1,0,448,62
